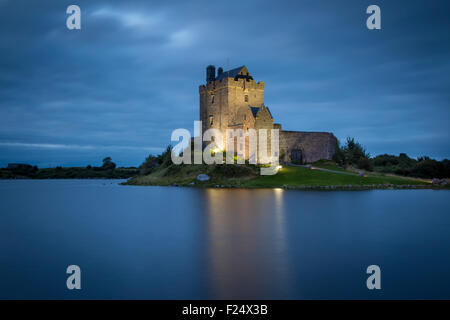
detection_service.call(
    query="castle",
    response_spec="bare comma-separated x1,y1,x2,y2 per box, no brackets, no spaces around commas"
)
199,65,336,164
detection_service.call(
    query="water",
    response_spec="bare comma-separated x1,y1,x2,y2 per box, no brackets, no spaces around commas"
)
0,179,449,299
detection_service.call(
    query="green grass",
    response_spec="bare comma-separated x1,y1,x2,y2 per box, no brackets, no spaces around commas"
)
243,166,427,188
309,160,351,173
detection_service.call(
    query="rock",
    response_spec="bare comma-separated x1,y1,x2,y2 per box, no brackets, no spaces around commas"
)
432,178,448,186
189,182,195,186
197,174,210,181
305,164,312,169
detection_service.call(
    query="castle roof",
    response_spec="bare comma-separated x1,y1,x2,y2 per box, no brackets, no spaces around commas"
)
249,105,273,119
249,106,260,118
216,65,251,81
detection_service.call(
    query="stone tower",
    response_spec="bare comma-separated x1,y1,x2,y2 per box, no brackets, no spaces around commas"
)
199,65,268,151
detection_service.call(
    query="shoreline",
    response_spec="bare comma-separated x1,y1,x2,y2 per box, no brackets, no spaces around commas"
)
122,181,447,191
1,177,447,190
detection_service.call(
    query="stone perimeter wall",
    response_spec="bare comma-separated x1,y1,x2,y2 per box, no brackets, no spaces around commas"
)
279,131,337,163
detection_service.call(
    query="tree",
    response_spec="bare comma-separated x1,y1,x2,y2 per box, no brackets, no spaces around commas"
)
140,155,159,175
334,137,370,169
332,140,345,166
159,146,172,167
102,157,116,170
342,137,370,165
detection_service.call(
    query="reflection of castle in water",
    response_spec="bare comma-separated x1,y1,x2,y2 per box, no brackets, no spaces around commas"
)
203,188,292,299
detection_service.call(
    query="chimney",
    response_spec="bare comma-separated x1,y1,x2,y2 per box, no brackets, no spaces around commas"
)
206,65,216,82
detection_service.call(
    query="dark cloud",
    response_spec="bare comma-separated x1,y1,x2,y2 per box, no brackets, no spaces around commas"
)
0,0,449,167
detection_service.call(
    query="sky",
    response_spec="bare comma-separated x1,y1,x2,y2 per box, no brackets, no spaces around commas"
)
0,0,449,167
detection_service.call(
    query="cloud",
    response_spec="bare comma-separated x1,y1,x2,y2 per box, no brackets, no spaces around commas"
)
0,142,164,152
168,29,195,48
90,7,163,29
0,0,449,166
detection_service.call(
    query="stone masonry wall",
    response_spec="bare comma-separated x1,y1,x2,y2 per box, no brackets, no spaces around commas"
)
279,131,337,163
200,76,264,150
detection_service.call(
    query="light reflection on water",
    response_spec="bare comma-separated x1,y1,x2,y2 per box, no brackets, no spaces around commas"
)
204,188,291,299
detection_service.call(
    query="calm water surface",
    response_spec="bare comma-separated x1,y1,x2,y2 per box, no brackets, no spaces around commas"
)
0,179,449,299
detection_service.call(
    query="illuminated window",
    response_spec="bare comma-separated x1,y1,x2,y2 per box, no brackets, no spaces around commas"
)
209,115,214,126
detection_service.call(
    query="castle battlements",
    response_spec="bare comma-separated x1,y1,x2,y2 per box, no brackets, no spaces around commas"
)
199,76,264,93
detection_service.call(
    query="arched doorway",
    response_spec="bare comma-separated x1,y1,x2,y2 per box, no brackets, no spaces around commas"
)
290,149,302,164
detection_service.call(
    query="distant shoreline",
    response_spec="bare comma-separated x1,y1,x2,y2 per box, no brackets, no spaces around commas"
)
0,165,138,180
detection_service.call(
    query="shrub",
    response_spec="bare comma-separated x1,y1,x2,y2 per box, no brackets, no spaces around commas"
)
333,137,369,167
410,159,442,178
140,155,159,175
159,146,173,167
332,140,345,166
357,158,373,171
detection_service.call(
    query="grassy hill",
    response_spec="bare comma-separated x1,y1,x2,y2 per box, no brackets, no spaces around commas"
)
125,162,434,189
125,163,259,187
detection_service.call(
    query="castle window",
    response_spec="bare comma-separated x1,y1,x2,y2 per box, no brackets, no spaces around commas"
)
239,131,243,137
244,95,248,102
211,95,214,104
209,115,214,126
